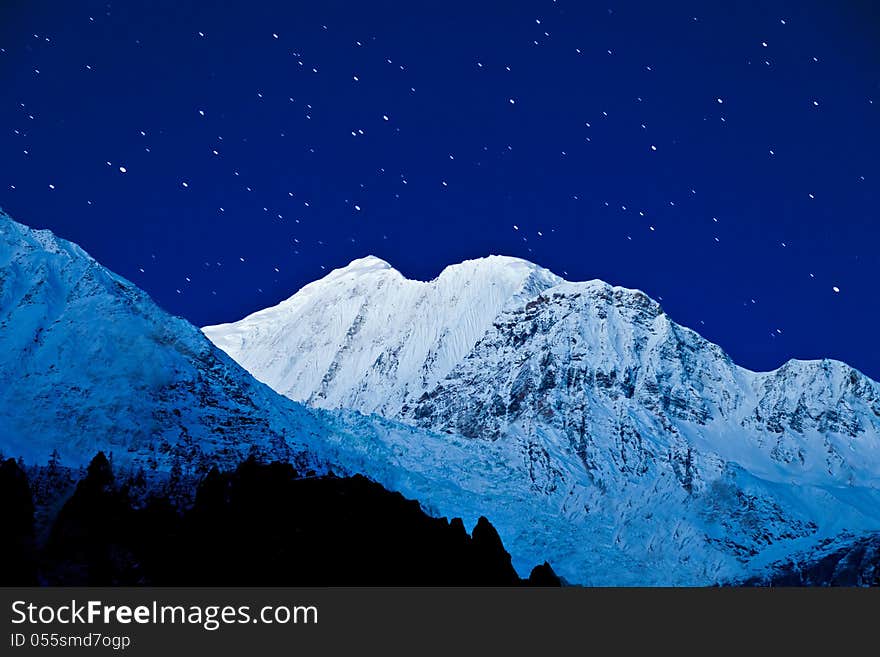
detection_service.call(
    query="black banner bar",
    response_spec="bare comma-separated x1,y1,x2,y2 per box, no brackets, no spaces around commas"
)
1,587,877,655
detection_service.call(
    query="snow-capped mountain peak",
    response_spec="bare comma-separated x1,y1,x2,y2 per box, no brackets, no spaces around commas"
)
203,253,563,415
323,254,395,278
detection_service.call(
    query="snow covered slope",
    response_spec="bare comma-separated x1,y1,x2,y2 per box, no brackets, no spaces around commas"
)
0,212,327,472
205,253,880,584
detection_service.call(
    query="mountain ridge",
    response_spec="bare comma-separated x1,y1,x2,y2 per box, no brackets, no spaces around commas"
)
204,249,880,584
5,212,880,585
204,253,880,420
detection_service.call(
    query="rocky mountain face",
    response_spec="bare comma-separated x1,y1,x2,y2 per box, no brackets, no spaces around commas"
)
205,254,880,585
743,533,880,587
404,280,880,491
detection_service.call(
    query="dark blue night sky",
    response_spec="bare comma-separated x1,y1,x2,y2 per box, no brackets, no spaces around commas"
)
1,1,878,378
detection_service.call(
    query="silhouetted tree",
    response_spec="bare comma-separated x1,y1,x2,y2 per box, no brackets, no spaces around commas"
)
45,452,135,584
0,458,37,584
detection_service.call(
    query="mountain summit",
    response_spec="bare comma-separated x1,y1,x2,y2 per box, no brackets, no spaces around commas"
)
204,254,562,415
